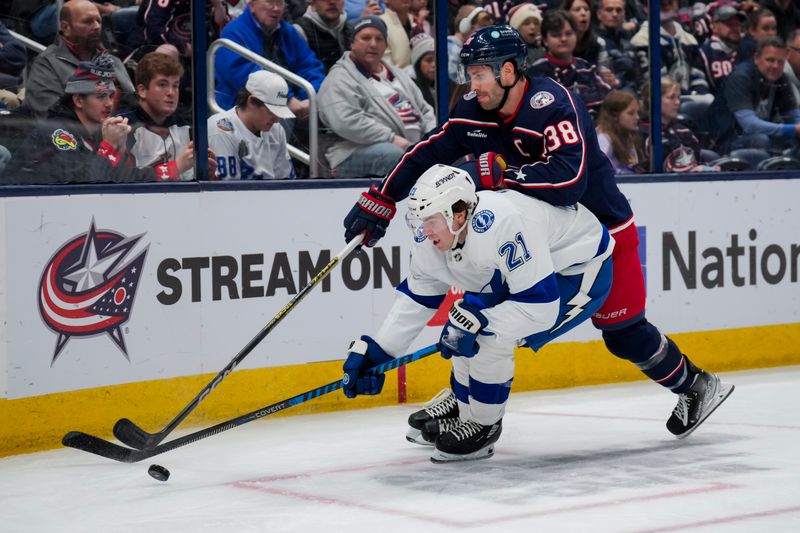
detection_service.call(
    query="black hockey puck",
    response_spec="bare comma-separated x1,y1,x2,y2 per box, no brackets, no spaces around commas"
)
148,464,170,482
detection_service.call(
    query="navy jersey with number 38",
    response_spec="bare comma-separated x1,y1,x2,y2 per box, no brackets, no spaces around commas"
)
381,76,632,229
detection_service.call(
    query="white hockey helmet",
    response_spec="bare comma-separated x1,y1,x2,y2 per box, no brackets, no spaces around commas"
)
406,164,478,242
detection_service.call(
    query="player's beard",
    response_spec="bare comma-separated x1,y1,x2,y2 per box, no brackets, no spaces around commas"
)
476,89,503,110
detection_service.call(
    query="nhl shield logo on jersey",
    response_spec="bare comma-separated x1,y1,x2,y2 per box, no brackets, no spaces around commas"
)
38,219,149,365
530,91,555,109
52,129,78,151
471,209,495,233
216,118,234,132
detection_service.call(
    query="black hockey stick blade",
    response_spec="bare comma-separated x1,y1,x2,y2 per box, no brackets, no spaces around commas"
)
63,344,438,463
112,235,364,451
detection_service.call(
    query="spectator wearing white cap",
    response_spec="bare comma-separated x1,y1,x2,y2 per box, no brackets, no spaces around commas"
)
407,32,453,108
508,3,545,65
447,5,495,82
208,71,297,180
318,15,435,177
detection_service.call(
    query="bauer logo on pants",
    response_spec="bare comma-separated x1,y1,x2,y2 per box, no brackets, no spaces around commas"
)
37,219,149,365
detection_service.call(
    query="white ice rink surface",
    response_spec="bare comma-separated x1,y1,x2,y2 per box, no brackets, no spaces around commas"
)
2,366,799,533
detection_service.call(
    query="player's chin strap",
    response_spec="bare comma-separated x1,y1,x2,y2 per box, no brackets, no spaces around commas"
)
448,202,478,250
491,64,524,112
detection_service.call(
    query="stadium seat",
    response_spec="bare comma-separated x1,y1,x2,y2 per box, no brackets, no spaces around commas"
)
728,148,769,168
756,156,800,171
679,100,711,140
709,156,751,172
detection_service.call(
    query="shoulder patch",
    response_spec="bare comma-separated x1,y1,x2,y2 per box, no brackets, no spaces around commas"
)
413,226,428,243
51,129,77,151
471,209,495,233
216,118,234,132
530,91,555,109
463,90,477,101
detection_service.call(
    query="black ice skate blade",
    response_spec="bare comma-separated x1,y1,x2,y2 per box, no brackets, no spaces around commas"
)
430,446,495,464
675,383,735,440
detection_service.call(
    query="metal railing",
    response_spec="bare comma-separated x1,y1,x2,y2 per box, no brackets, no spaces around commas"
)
7,30,46,53
207,38,319,176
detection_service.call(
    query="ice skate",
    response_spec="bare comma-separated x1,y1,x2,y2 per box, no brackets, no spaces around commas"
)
406,388,458,445
420,417,462,444
667,371,734,439
430,419,502,463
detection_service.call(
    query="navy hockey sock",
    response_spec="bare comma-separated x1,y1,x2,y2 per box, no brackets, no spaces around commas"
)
602,319,698,394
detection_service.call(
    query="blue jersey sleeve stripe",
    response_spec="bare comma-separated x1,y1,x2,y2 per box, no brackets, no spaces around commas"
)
508,273,560,304
396,279,446,309
596,226,611,257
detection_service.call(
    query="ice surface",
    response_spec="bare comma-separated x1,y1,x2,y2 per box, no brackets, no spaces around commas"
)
1,367,799,532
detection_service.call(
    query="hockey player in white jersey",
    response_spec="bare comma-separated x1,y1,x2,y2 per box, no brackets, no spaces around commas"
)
342,164,614,462
207,70,296,180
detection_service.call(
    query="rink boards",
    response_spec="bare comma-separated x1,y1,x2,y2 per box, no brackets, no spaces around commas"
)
1,176,799,456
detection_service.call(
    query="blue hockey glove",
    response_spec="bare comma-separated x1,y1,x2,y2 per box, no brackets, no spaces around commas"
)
343,186,397,247
438,295,489,359
342,335,394,398
458,152,508,191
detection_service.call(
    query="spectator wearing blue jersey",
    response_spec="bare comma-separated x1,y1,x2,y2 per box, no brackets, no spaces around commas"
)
710,36,800,155
214,0,325,117
528,10,611,116
698,5,746,94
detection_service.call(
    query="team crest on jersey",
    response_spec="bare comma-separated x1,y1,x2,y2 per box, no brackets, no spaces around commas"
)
530,91,555,109
463,90,477,101
52,129,77,151
216,118,234,132
471,210,495,233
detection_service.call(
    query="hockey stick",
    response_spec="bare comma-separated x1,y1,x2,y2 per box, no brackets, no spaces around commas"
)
62,344,438,463
113,234,365,450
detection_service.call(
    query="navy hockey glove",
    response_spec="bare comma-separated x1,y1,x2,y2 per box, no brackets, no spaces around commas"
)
458,152,508,191
343,186,397,247
342,335,394,398
438,295,489,359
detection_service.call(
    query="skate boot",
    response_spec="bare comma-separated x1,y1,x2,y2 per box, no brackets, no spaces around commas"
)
667,370,734,439
406,388,458,446
431,418,502,463
420,417,462,444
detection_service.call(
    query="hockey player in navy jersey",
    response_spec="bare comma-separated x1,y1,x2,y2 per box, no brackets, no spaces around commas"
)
341,25,734,444
343,164,614,462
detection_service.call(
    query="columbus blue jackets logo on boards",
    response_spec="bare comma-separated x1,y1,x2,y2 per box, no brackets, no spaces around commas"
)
38,220,149,365
472,210,495,233
530,91,555,109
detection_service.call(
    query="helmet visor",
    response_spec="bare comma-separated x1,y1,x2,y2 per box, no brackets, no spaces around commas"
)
405,210,450,236
456,63,499,85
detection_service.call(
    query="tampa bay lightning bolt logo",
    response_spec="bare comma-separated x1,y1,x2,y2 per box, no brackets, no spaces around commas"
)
414,225,427,243
471,210,495,233
38,219,149,365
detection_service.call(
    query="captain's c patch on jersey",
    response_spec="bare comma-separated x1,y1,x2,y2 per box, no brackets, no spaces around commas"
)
472,210,495,233
530,91,555,109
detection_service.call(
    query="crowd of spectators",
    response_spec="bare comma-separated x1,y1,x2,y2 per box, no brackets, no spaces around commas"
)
1,0,800,183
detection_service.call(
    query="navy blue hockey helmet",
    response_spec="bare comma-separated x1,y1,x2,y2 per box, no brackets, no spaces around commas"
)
457,25,528,84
